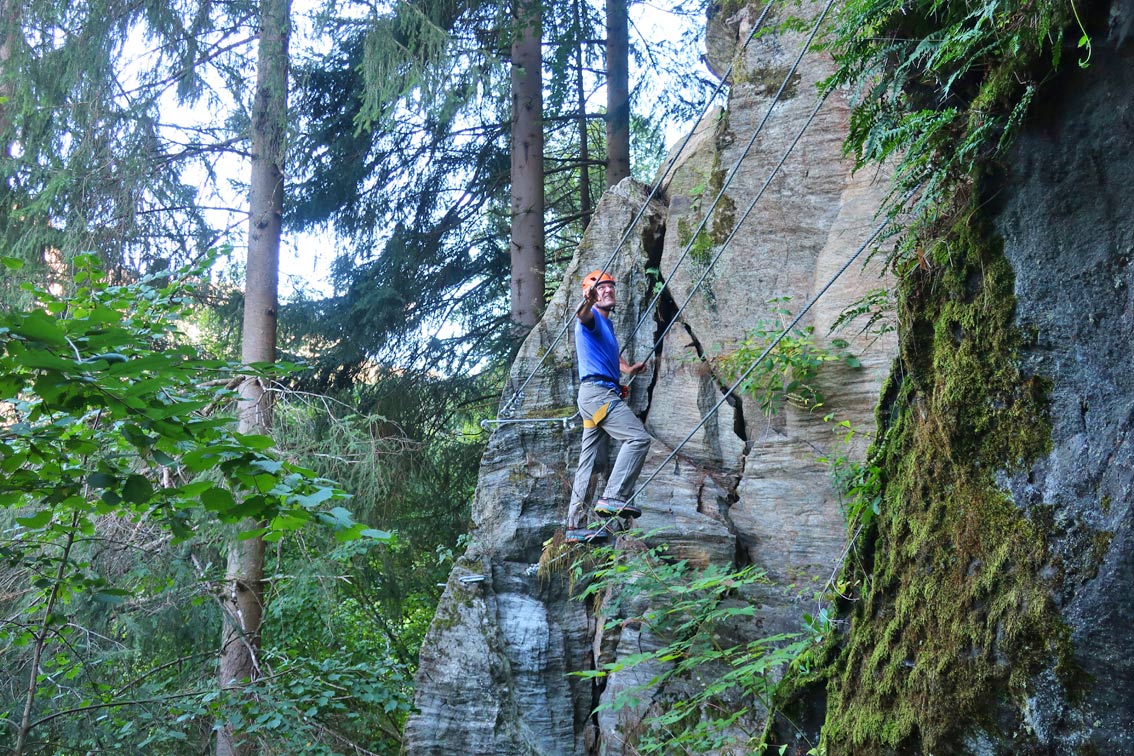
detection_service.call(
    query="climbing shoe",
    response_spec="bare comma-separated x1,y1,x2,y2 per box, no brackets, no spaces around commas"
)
594,498,641,519
564,527,611,545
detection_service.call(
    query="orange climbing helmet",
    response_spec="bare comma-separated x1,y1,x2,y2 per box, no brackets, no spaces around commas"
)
581,269,615,294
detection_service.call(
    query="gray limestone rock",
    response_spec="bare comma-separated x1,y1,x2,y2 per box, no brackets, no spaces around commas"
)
649,0,895,651
405,182,668,756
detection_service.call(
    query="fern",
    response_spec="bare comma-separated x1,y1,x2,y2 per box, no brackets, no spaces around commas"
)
822,0,1075,268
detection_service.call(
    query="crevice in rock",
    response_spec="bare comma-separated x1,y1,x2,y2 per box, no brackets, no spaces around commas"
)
643,220,668,421
659,296,754,560
676,312,750,448
726,454,750,566
586,591,611,756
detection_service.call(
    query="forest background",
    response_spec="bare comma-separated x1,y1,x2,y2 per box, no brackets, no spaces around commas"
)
0,0,716,753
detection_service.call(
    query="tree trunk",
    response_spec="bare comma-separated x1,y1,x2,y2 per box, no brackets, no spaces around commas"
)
605,0,630,188
510,0,545,332
217,0,288,752
573,0,593,230
0,0,20,161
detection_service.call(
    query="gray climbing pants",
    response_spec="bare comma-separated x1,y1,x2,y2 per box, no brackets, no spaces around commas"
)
567,381,652,529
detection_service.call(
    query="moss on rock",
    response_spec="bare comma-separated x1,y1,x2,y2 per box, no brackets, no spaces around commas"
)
818,208,1072,754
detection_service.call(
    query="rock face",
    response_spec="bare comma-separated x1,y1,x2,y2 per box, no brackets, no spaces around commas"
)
786,5,1134,755
992,17,1134,750
404,181,668,756
404,3,895,753
405,1,1134,752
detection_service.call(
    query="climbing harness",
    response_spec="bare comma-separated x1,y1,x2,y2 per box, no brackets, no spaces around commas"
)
582,401,611,429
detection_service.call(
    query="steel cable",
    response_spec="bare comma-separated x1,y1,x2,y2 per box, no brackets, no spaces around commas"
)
620,196,911,510
621,0,836,352
623,88,832,393
487,0,778,426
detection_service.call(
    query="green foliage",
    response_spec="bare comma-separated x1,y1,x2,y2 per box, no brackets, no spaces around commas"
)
714,297,861,416
290,0,706,374
0,252,365,544
1069,0,1093,66
248,541,416,754
822,0,1075,266
573,543,820,754
829,287,896,341
815,213,1069,756
757,1,1087,748
818,417,883,529
355,0,470,131
0,253,388,753
253,368,486,752
290,17,514,375
0,0,237,279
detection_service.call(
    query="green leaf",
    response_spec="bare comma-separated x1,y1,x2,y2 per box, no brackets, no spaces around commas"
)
16,350,75,371
296,487,335,509
179,480,214,497
335,523,365,542
253,473,277,493
0,374,25,399
269,511,310,532
86,305,122,325
122,425,157,449
2,256,24,270
250,458,284,475
12,311,68,346
123,474,154,504
222,496,272,521
16,509,53,528
320,506,355,529
236,433,276,451
201,486,235,512
181,447,218,471
87,472,116,489
151,448,177,467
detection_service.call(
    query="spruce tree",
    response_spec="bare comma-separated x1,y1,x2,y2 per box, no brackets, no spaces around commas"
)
509,0,545,332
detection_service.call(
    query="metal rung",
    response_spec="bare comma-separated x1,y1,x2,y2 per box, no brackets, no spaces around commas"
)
480,416,577,430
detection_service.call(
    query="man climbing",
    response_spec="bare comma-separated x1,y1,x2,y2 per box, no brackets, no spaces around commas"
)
565,269,653,544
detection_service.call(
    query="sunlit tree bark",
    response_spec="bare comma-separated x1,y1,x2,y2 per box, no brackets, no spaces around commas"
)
217,0,289,752
510,0,545,332
0,0,17,162
605,0,630,187
573,0,593,229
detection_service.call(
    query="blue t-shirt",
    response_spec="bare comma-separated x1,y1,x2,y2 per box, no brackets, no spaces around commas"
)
575,309,620,382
